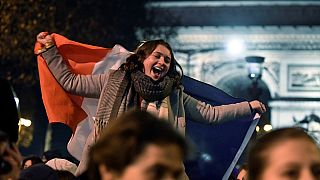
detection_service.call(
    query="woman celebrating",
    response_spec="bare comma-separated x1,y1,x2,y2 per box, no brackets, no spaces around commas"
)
36,32,266,175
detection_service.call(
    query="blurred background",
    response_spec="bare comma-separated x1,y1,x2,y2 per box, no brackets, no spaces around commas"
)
1,0,320,173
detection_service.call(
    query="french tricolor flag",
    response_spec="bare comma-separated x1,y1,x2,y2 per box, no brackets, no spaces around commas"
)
34,33,129,160
35,34,258,179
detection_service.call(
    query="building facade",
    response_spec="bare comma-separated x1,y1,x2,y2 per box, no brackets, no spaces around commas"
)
145,1,320,138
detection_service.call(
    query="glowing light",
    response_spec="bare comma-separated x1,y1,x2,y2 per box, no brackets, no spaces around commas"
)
226,38,245,56
256,126,260,132
14,97,19,108
201,153,212,162
263,124,272,132
19,118,32,127
249,73,256,79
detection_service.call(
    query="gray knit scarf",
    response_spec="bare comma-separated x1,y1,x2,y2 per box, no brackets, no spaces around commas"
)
94,70,174,136
131,70,174,102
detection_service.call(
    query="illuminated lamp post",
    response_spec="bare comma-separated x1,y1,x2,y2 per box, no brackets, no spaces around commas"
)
245,56,265,100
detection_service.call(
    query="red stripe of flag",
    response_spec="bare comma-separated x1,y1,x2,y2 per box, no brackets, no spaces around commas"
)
35,33,111,132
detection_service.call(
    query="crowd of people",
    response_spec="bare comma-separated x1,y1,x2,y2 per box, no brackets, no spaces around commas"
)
0,32,319,180
2,109,319,180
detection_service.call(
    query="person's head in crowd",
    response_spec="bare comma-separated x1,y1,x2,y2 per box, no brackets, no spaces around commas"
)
87,110,188,180
21,155,43,169
0,78,20,143
0,130,22,180
247,127,320,180
237,163,248,180
19,163,59,180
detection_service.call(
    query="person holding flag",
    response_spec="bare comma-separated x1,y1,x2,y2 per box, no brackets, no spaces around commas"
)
36,32,266,176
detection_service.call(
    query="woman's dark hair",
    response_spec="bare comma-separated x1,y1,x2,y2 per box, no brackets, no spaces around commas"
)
86,110,188,180
21,155,43,169
247,127,318,180
120,39,183,86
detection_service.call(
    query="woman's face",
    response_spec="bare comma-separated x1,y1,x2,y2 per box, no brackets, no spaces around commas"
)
260,138,320,180
143,44,171,81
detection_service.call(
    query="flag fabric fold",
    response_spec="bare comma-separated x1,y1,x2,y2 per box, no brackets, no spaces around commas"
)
35,34,258,179
182,76,258,179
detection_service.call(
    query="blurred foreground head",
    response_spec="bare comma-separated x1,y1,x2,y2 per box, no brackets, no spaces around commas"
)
0,130,22,180
0,78,19,143
247,127,320,180
87,110,188,180
0,131,11,175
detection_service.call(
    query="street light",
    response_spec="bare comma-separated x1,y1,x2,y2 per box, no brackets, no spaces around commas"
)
245,56,265,81
245,56,265,100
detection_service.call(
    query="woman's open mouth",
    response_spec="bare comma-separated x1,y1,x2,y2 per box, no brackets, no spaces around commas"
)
152,66,164,79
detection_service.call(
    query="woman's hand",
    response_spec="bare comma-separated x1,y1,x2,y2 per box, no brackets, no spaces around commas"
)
249,100,266,115
36,32,54,46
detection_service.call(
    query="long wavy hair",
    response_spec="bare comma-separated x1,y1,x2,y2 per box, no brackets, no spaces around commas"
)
119,40,183,86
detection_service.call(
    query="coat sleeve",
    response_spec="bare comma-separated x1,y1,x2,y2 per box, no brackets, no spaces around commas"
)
183,92,252,124
42,46,107,98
